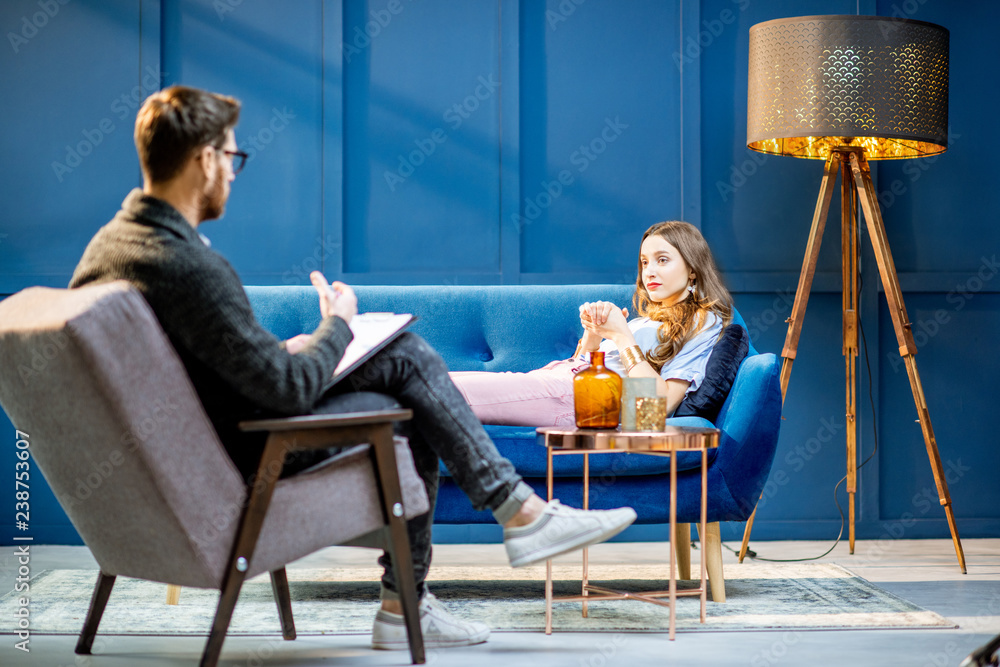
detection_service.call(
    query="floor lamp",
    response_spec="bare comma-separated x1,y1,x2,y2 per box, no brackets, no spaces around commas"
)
737,15,966,573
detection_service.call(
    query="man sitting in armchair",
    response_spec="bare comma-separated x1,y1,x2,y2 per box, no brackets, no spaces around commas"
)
68,85,637,650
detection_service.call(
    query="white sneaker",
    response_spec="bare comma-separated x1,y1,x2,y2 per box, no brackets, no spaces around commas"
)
371,591,490,650
504,500,637,568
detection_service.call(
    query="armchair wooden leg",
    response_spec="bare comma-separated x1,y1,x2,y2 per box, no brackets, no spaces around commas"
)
202,558,251,667
166,584,181,605
673,523,691,581
703,522,726,603
271,568,297,640
370,425,425,665
201,431,290,667
76,572,116,655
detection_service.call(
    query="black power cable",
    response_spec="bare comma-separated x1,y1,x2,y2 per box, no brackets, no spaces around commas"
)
727,207,879,563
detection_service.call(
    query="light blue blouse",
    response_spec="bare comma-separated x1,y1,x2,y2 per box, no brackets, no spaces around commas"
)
581,312,723,395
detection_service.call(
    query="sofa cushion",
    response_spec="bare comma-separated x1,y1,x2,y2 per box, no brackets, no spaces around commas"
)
673,324,749,423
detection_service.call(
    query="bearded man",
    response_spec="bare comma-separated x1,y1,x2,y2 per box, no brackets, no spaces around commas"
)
69,86,636,651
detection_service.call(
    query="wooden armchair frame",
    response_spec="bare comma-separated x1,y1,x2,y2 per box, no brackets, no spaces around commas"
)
75,409,426,667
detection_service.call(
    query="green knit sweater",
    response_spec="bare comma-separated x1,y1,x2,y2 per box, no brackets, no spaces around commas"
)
70,189,353,479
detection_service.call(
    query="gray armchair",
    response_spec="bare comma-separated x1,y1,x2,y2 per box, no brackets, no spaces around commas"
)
0,282,430,666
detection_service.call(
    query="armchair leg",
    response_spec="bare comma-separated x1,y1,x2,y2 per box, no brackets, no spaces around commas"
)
76,572,116,655
673,523,691,581
704,522,726,603
370,425,425,665
166,584,181,605
271,568,297,640
201,431,290,667
202,557,251,667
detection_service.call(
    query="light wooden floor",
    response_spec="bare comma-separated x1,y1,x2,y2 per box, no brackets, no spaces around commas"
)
1,538,998,666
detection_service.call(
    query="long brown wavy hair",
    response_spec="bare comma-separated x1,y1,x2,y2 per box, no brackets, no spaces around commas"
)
632,221,733,373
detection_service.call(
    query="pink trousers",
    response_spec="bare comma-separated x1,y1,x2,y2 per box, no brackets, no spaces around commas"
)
449,359,583,428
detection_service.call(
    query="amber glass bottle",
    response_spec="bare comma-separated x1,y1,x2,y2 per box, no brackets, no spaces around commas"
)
573,351,623,429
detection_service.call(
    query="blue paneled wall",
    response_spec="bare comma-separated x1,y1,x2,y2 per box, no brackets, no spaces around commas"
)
1,0,997,546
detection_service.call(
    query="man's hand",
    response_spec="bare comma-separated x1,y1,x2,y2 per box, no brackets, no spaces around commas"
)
284,333,312,354
310,271,357,324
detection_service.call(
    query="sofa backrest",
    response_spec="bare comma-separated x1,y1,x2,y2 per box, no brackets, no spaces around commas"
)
246,284,760,373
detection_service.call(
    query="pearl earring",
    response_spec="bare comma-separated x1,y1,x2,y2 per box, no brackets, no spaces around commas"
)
687,282,696,294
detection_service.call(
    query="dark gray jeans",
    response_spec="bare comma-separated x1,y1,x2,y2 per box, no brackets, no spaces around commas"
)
283,332,530,597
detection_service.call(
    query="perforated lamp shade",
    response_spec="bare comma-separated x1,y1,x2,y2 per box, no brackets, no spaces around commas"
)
747,15,949,160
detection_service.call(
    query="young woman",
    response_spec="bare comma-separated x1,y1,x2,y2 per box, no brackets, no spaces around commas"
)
449,220,734,426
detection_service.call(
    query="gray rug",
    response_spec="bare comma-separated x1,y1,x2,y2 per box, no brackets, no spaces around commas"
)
0,562,954,635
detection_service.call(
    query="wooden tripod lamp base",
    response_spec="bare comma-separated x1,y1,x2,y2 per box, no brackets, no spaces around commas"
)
740,14,965,573
736,148,967,574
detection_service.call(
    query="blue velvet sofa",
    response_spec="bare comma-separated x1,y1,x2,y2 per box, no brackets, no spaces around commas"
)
246,285,783,535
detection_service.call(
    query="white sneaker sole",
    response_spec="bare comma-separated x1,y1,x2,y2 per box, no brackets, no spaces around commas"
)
373,635,489,650
371,610,489,650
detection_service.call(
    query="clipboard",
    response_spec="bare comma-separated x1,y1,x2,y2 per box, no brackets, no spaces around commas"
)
328,312,417,385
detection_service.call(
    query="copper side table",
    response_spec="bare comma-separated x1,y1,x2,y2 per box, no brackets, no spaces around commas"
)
536,425,720,640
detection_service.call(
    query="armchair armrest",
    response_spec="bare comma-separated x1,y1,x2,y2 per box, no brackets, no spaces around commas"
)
239,409,413,436
237,409,413,466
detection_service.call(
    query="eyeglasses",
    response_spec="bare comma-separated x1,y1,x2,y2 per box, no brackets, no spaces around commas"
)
221,149,249,175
